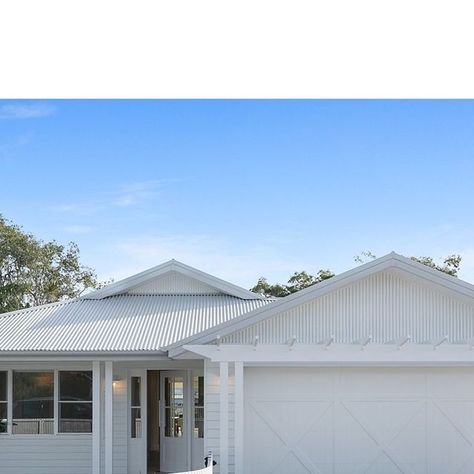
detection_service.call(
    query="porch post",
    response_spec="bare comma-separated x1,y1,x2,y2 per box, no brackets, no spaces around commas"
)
105,361,113,474
92,361,101,474
219,362,229,474
234,362,244,474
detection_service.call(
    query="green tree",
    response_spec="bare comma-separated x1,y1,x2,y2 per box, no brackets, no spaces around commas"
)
410,254,461,277
0,215,102,313
251,268,335,297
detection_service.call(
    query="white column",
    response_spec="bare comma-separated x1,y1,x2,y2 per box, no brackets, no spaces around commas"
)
105,361,113,474
92,361,101,474
219,362,229,474
234,362,244,474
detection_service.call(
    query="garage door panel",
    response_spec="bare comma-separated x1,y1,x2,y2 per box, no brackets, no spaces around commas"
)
456,457,474,474
253,400,333,440
334,406,384,473
433,400,474,442
337,368,427,395
298,407,334,473
272,451,313,474
244,368,474,474
247,399,334,474
428,369,474,395
341,400,424,446
428,401,473,473
246,367,335,396
244,402,288,473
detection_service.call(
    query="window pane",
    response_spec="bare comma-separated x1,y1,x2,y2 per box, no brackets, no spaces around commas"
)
13,372,54,434
194,408,204,438
165,407,171,436
165,377,171,406
0,371,6,401
59,403,92,433
131,377,141,407
165,406,183,437
164,376,184,438
193,376,204,407
131,407,141,438
0,403,7,433
193,376,204,438
59,371,92,401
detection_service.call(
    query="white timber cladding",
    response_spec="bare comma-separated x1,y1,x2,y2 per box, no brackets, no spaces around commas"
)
221,269,474,345
204,360,235,474
128,270,222,295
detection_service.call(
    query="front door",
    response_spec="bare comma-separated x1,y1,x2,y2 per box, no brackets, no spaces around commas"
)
160,371,188,472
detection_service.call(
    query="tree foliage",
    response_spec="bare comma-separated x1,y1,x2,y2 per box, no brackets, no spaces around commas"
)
250,269,335,298
252,252,462,297
410,254,461,277
0,215,102,313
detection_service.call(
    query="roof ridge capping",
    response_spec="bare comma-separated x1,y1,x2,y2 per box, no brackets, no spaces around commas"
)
82,259,265,300
164,251,474,355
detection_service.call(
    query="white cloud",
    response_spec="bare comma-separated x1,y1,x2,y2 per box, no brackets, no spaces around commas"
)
113,180,165,207
0,103,56,119
110,234,309,289
63,225,94,234
51,180,165,214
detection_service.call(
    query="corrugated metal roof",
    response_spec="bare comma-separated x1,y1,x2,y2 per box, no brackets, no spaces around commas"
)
0,295,272,353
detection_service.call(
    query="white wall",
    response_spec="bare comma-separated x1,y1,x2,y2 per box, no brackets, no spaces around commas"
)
0,435,92,474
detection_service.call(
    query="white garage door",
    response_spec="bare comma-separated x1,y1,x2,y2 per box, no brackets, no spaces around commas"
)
244,367,474,474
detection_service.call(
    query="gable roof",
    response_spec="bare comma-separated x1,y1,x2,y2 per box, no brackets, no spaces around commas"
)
166,252,474,356
84,259,263,300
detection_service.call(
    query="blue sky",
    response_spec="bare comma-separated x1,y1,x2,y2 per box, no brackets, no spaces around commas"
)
1,99,474,286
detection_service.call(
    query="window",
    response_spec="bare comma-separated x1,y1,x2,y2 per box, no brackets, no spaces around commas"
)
130,376,142,438
0,372,7,434
59,371,92,433
164,376,184,437
13,371,54,434
193,376,204,438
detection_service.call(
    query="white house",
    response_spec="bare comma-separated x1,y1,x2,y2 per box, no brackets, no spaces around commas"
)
1,252,474,474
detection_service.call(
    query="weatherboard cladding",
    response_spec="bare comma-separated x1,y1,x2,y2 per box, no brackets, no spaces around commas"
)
221,270,474,345
0,295,270,352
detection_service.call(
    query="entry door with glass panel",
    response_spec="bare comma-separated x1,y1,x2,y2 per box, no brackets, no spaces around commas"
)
160,371,188,473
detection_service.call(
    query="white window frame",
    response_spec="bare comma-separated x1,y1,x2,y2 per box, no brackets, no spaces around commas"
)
12,370,55,436
57,370,93,435
192,373,204,439
130,375,142,439
0,368,93,438
0,370,8,435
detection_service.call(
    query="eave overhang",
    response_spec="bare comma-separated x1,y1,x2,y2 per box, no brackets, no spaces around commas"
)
180,343,474,366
